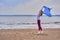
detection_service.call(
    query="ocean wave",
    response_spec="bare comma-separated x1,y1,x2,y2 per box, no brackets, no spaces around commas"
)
0,22,60,25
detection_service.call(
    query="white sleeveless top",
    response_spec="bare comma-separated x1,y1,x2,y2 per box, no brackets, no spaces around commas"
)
37,15,40,20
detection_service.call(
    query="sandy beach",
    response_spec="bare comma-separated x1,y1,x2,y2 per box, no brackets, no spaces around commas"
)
0,28,60,40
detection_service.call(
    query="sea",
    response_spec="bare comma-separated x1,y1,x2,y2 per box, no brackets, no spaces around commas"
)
0,15,60,29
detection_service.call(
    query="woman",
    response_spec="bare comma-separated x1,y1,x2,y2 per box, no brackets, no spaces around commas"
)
37,7,43,34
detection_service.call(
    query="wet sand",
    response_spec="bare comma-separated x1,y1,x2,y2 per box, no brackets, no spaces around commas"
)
0,28,60,40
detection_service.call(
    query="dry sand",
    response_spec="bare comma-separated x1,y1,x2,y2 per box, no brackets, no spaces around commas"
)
0,28,60,40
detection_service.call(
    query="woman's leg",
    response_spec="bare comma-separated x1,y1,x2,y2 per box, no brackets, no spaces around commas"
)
37,20,42,31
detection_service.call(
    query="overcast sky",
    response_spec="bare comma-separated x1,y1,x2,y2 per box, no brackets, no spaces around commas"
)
0,0,60,15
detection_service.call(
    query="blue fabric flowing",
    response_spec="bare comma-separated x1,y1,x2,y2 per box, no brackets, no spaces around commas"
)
43,6,52,17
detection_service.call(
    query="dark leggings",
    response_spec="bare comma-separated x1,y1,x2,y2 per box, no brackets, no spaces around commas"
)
37,20,42,31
